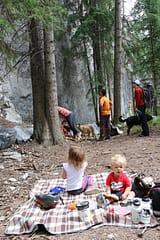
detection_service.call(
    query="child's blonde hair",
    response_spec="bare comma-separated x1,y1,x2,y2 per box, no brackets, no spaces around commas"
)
68,145,86,169
111,154,127,167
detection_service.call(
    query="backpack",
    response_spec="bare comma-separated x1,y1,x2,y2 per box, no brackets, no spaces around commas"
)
148,183,160,216
143,84,154,109
132,175,153,198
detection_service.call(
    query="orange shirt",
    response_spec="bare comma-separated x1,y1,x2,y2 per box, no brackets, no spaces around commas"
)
100,96,112,116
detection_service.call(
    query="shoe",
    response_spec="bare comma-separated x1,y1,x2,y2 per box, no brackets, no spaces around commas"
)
75,132,82,141
105,137,110,140
84,187,100,195
139,134,149,137
98,137,104,141
139,134,144,137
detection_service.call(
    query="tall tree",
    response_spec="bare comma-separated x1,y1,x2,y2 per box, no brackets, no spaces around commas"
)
44,29,64,144
114,0,122,122
29,19,46,143
0,0,65,145
67,0,114,124
124,0,160,115
29,1,66,145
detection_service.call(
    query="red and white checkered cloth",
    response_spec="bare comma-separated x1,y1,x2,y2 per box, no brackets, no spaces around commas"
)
5,173,158,235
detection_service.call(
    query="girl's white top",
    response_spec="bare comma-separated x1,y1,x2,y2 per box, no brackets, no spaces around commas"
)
63,162,87,191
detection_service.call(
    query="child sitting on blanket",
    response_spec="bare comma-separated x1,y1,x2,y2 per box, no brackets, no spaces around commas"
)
62,145,99,195
106,154,135,202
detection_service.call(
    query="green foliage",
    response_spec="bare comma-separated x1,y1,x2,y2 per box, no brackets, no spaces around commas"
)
149,116,160,130
0,0,66,69
123,0,160,115
124,0,160,76
68,1,114,87
70,4,114,46
0,0,66,28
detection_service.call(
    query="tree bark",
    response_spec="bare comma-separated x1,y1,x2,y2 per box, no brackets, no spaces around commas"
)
44,29,64,144
29,19,46,143
114,0,122,123
29,19,64,145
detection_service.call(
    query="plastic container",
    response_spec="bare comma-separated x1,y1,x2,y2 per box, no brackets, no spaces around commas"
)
131,198,142,224
140,197,152,224
77,201,90,222
49,186,65,194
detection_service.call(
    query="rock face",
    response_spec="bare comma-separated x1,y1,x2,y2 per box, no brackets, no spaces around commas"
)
0,30,132,125
0,33,96,124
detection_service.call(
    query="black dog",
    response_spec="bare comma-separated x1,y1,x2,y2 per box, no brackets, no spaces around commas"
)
119,114,153,135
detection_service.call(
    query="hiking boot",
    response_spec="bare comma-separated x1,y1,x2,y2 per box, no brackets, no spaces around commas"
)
139,134,149,137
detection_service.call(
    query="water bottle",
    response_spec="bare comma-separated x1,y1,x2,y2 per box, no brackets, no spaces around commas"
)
141,197,152,224
131,198,142,224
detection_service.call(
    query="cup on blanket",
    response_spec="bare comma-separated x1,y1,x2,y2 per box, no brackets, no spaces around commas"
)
76,201,90,222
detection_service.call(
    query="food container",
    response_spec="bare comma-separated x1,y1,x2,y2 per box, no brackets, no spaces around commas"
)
76,201,90,222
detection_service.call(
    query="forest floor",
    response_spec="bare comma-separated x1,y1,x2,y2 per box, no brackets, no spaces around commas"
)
0,118,160,240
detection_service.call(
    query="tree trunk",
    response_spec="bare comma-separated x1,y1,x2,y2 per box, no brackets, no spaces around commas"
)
114,0,122,123
29,19,47,143
29,19,64,145
149,22,158,116
44,29,64,144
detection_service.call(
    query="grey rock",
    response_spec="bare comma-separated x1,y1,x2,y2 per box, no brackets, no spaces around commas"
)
13,125,33,144
0,126,33,149
0,128,16,149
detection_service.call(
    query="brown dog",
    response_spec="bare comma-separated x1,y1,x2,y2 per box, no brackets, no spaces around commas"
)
77,124,96,140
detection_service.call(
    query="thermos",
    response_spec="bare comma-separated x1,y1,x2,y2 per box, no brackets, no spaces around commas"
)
140,197,152,224
131,198,142,224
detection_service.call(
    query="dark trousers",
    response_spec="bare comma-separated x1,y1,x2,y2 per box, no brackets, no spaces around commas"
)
100,115,111,139
66,112,79,135
138,106,149,136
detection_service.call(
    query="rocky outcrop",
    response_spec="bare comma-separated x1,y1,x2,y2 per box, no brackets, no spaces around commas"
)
0,126,33,149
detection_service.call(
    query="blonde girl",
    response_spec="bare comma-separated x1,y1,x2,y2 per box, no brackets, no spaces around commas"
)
62,145,98,195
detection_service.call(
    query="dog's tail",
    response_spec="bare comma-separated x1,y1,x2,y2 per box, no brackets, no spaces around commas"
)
119,116,127,123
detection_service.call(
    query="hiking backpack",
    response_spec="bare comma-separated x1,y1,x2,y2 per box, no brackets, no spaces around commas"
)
148,183,160,216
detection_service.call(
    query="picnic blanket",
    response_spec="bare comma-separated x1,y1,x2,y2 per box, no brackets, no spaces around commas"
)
5,172,158,235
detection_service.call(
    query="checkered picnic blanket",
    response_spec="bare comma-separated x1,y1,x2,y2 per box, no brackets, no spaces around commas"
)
5,172,158,235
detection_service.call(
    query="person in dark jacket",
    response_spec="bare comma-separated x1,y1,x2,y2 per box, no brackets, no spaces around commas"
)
132,79,149,136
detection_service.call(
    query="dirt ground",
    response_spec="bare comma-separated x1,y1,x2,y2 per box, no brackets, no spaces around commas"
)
0,119,160,240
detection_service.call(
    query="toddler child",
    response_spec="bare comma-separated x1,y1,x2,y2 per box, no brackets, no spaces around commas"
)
62,145,99,195
106,154,135,202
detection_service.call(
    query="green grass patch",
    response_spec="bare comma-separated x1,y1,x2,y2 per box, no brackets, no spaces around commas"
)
149,115,160,131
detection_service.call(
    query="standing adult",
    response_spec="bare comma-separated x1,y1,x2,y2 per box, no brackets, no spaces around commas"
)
99,89,112,140
132,79,149,137
57,106,81,140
